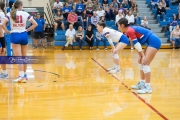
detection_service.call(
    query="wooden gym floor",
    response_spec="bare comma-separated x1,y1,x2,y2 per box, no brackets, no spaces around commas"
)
0,47,180,120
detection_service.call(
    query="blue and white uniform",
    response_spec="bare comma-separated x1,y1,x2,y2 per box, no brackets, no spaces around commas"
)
102,27,129,45
4,11,33,45
0,11,5,47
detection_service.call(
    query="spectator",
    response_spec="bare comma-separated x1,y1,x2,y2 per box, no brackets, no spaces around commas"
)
93,0,101,11
169,14,178,32
122,0,130,10
112,0,118,9
33,13,46,49
131,0,138,10
62,24,76,50
86,0,94,16
118,4,125,14
155,2,166,22
170,25,180,48
109,3,116,20
141,16,148,28
177,3,180,10
103,0,109,11
132,6,140,25
161,0,166,8
105,8,112,21
81,10,88,29
125,10,134,25
91,11,99,29
67,10,79,30
85,24,94,49
54,10,65,36
9,0,15,8
99,16,105,22
96,6,105,18
75,26,84,50
53,0,63,12
68,0,75,9
76,0,84,16
115,10,124,25
151,0,159,10
95,32,108,50
62,3,72,20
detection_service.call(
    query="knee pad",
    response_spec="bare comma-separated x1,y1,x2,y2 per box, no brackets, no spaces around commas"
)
113,54,119,59
138,64,143,70
142,65,151,74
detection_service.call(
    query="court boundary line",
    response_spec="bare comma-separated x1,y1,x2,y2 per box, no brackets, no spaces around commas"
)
7,68,60,78
91,58,168,120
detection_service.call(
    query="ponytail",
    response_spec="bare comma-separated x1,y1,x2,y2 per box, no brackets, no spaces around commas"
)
10,6,17,22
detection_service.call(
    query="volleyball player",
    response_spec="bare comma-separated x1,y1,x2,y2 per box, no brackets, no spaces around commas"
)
0,1,8,79
117,18,161,94
2,0,37,83
96,21,129,74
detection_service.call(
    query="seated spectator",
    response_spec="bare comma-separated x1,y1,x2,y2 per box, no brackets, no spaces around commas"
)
122,0,130,10
86,0,94,16
115,10,124,25
151,0,159,10
91,11,99,29
161,0,166,8
112,0,118,9
75,26,84,50
170,25,180,48
93,0,101,11
132,6,140,25
99,16,105,22
54,11,65,36
118,4,125,14
176,10,180,21
68,0,75,10
177,3,180,10
103,0,109,11
62,24,76,50
105,8,112,21
155,2,166,22
169,14,178,32
62,3,72,20
141,16,148,28
131,0,138,10
76,0,84,16
95,32,108,50
125,10,134,25
81,10,88,29
85,24,94,49
108,3,116,20
96,6,105,18
53,0,63,12
67,10,79,30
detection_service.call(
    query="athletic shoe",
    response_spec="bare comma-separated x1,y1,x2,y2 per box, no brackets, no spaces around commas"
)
131,47,134,50
107,65,116,71
13,76,26,83
131,81,145,90
0,73,9,79
109,68,121,74
137,85,152,94
104,48,108,50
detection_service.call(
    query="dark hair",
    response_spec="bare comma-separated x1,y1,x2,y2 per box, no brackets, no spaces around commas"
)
10,0,23,22
97,21,106,28
0,1,5,14
118,18,129,27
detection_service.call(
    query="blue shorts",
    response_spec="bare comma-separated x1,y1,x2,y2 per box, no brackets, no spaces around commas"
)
11,32,28,45
146,33,161,50
119,34,129,45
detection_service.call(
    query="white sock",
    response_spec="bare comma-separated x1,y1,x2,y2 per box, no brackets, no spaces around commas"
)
145,83,151,86
19,71,24,77
116,65,120,69
2,70,7,75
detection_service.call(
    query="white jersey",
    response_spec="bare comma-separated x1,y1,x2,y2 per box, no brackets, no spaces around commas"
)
5,11,33,33
0,11,5,25
102,27,123,43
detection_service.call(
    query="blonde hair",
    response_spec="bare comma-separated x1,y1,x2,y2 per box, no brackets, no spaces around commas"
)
10,0,23,22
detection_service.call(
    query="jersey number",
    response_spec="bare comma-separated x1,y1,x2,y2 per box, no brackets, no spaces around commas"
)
16,15,23,23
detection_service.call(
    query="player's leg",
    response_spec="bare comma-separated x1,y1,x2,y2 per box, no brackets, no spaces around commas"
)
137,34,161,94
109,34,128,74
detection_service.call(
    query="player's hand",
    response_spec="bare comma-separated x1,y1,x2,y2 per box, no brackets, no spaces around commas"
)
141,56,147,65
112,49,117,54
138,57,141,64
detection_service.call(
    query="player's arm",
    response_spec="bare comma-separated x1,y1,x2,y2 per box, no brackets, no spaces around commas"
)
27,19,37,32
1,18,10,34
105,34,115,49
